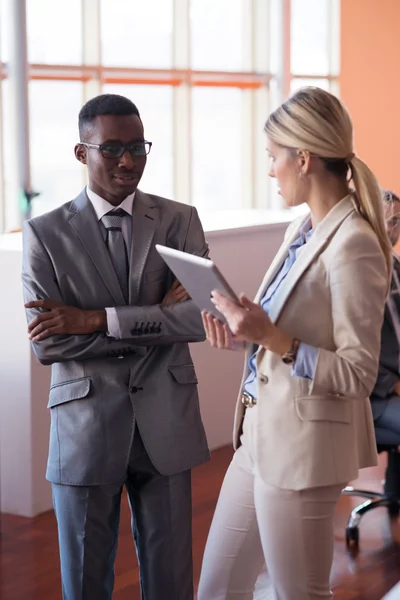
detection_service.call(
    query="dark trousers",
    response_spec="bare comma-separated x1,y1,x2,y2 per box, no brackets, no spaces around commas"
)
374,394,400,446
52,428,193,600
373,395,400,497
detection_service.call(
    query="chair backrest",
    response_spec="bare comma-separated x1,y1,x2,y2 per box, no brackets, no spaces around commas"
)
377,444,399,454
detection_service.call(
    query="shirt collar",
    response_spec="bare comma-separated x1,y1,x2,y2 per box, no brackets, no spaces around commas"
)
86,186,135,221
299,216,313,243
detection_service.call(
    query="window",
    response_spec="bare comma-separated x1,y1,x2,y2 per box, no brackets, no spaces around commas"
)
192,87,243,211
291,0,330,76
0,0,340,232
103,84,174,199
290,78,330,94
290,0,339,93
101,0,173,69
29,81,84,217
190,0,245,72
27,0,83,65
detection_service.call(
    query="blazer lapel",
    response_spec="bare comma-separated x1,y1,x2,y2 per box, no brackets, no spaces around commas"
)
68,190,126,305
267,195,356,324
128,189,158,304
254,214,310,304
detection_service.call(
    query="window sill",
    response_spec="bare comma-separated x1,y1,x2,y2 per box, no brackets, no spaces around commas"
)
0,207,308,248
199,206,307,237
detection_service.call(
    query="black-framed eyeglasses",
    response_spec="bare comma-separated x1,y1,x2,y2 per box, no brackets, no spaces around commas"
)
80,141,152,159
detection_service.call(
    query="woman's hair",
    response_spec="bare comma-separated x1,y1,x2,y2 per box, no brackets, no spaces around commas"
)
265,87,392,283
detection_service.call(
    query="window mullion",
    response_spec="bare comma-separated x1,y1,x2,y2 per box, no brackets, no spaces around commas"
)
173,0,191,204
6,0,30,230
328,0,340,93
253,0,271,209
81,0,101,190
240,1,255,209
0,78,5,233
82,0,101,100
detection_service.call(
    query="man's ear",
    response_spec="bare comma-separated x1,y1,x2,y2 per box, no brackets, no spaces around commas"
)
75,144,87,165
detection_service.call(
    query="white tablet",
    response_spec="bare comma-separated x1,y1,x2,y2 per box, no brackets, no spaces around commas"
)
155,244,239,322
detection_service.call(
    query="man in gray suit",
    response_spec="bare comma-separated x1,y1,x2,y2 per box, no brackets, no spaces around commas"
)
22,94,210,600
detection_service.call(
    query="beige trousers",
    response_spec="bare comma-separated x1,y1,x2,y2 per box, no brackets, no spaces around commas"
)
197,407,345,600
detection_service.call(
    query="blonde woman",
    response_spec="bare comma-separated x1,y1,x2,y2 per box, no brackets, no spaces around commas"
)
197,87,391,600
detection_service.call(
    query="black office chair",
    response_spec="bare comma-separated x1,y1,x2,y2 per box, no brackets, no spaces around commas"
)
342,444,400,546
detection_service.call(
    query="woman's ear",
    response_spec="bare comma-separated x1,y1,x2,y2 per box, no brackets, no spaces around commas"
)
297,149,311,176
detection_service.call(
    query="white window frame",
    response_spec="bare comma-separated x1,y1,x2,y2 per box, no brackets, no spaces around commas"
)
0,0,340,232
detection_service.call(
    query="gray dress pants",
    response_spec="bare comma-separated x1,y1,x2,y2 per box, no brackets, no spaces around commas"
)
52,427,193,600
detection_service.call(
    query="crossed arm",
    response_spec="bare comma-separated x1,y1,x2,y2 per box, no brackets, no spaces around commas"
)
22,208,207,365
25,280,188,341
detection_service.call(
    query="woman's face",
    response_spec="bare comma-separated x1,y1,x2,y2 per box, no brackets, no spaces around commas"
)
385,199,400,247
266,138,306,207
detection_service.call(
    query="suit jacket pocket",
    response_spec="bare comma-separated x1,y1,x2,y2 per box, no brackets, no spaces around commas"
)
295,396,351,423
168,364,198,384
48,376,91,408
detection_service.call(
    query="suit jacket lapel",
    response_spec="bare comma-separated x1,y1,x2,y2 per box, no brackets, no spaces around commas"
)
129,189,158,304
267,195,356,324
68,190,126,305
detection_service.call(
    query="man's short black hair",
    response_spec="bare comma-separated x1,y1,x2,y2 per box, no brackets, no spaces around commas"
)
79,94,141,139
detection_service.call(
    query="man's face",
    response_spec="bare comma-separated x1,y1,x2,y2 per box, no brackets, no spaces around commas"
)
75,114,147,206
385,199,400,247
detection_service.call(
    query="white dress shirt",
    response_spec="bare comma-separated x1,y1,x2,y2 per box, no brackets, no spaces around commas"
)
86,186,135,338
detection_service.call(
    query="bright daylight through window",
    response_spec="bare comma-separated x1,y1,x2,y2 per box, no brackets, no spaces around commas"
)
0,0,339,232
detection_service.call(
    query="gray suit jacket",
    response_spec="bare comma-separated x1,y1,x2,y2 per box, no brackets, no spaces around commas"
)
22,189,210,485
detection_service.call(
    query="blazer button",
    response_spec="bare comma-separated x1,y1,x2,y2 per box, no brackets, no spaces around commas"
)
259,374,269,384
129,386,143,394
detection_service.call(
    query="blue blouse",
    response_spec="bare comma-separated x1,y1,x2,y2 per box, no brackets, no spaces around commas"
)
243,218,318,399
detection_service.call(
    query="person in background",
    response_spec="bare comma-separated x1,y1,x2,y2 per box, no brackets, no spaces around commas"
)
197,87,391,600
370,189,400,496
22,94,209,600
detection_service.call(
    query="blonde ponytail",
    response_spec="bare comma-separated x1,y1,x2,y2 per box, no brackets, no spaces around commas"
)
350,156,392,289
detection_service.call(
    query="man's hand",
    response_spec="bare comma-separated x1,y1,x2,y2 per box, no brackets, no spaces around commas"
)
161,280,190,307
24,299,107,341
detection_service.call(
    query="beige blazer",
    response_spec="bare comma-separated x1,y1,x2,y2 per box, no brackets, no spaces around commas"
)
233,195,387,490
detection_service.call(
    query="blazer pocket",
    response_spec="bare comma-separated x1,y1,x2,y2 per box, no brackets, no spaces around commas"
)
48,376,91,408
168,364,198,385
295,396,351,424
145,269,165,284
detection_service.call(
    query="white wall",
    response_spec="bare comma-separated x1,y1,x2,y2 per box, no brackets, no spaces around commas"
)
193,222,287,449
0,236,51,517
0,221,287,516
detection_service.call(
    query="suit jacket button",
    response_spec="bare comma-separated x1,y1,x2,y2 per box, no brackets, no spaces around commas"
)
129,386,138,394
259,374,269,384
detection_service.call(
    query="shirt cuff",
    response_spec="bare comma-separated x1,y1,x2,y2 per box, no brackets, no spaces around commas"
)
291,342,318,380
105,307,122,339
